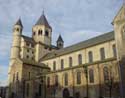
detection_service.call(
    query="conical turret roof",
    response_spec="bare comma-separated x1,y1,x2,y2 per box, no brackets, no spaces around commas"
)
15,18,23,28
35,13,51,29
57,35,64,42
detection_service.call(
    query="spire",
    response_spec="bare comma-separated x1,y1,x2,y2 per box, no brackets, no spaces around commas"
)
57,35,64,42
35,13,51,29
15,18,23,28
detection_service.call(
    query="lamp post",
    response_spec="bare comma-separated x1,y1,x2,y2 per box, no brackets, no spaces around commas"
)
83,65,88,98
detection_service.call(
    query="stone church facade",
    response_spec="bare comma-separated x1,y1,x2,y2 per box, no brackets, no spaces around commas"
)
8,5,125,98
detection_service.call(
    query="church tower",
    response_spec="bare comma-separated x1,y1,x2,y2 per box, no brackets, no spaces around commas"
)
32,12,52,46
10,19,23,66
57,35,64,49
113,5,125,98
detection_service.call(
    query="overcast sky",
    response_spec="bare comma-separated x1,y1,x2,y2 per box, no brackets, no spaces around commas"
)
0,0,123,86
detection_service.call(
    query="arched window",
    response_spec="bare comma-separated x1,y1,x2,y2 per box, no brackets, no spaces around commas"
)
38,30,41,35
39,84,42,96
78,54,82,65
26,83,29,97
100,48,105,60
47,77,50,88
88,51,93,63
16,72,19,81
33,32,35,36
55,75,58,87
122,25,125,39
53,61,56,71
64,73,68,86
45,30,49,36
76,72,81,84
28,72,31,80
69,57,72,67
61,59,64,70
103,67,109,82
13,73,15,83
89,69,94,83
112,44,117,57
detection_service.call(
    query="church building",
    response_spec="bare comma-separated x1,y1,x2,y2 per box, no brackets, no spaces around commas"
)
8,5,125,98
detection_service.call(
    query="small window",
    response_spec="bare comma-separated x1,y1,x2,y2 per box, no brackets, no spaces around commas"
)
69,57,72,67
103,67,109,82
27,55,29,59
100,48,105,60
53,61,56,71
45,30,49,36
27,49,29,52
61,59,64,70
64,73,68,86
89,69,94,83
16,28,19,32
88,51,93,63
78,54,82,65
33,32,35,35
112,44,117,57
77,72,81,84
55,75,58,87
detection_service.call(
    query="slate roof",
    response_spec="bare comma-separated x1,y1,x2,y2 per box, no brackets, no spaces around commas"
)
41,31,114,61
57,35,64,42
21,35,35,44
15,18,23,28
35,14,51,29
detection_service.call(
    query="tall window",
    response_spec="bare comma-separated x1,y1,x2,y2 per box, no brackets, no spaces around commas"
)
45,30,49,36
13,73,15,82
112,44,117,57
39,84,42,96
26,83,29,97
55,75,58,87
38,30,42,35
53,61,56,71
88,51,93,63
69,57,73,67
78,54,82,65
47,77,50,88
77,72,81,84
89,69,94,83
103,67,109,82
64,73,68,86
61,59,64,70
16,72,19,81
100,48,105,60
29,72,31,80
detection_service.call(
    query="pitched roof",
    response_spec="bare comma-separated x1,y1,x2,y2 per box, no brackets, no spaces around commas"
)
35,14,51,29
41,31,114,61
57,35,64,42
15,18,23,28
21,35,35,44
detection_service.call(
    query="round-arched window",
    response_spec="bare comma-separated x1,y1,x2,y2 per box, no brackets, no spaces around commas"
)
45,30,49,37
121,25,125,39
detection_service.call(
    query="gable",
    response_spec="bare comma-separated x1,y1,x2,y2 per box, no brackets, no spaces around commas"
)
113,5,125,24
